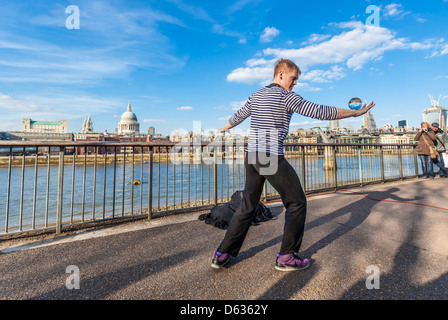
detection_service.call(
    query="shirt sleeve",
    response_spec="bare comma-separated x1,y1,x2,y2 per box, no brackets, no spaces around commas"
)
228,96,252,127
284,92,338,121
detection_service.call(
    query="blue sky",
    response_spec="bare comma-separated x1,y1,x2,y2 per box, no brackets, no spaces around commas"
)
0,0,448,136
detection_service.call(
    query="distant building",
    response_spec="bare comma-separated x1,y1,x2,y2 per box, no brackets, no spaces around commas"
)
423,95,447,128
22,118,67,133
148,126,155,136
379,134,413,148
81,115,93,133
287,128,323,154
397,120,408,129
329,119,341,130
1,131,72,142
116,101,140,135
363,111,377,131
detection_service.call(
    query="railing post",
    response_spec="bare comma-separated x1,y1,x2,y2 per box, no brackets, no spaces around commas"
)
358,146,363,186
19,147,25,231
214,153,218,206
92,146,97,219
398,146,403,180
56,146,65,234
332,145,337,190
413,146,419,177
5,147,12,233
301,145,306,191
263,181,268,202
380,145,385,182
103,147,107,220
148,147,153,220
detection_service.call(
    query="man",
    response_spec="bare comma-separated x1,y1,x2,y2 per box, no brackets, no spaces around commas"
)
431,122,448,177
212,59,375,271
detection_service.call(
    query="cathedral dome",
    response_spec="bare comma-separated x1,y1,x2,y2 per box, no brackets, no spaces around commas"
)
117,101,140,135
120,102,138,121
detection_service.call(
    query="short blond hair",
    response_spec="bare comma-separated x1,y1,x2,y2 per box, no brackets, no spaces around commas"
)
274,59,301,77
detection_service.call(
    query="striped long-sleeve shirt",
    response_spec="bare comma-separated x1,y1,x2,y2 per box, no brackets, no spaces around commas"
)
229,83,338,155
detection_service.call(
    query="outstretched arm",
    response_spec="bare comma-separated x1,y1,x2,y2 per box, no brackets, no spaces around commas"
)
285,93,374,121
336,102,375,119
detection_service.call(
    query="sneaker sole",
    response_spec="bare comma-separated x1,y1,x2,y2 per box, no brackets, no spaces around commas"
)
275,263,310,272
211,260,229,269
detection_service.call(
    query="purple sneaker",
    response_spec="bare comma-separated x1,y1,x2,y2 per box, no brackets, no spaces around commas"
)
275,253,310,272
211,250,230,269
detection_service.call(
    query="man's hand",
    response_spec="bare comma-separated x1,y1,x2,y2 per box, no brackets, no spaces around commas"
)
352,102,375,117
336,101,375,120
217,121,233,134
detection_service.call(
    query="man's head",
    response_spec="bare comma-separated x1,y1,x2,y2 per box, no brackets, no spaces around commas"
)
273,59,301,91
432,122,439,130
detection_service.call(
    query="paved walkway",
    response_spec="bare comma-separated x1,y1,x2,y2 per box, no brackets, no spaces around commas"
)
1,177,448,301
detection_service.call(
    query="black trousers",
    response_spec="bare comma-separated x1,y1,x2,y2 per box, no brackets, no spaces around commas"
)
217,152,307,257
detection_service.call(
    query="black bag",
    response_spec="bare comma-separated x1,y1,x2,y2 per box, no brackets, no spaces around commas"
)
198,191,277,230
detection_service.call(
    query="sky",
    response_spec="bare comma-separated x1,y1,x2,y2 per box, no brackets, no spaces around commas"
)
0,0,448,136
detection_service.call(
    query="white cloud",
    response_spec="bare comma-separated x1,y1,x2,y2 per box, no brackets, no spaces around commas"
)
300,66,345,83
426,39,448,57
440,43,448,56
260,27,280,43
0,92,121,131
263,24,409,70
143,119,168,123
212,24,246,43
177,106,193,110
290,120,327,127
295,83,322,92
166,0,215,23
382,4,410,19
0,94,52,117
227,21,442,86
301,33,331,45
246,58,273,67
226,66,274,84
226,0,252,14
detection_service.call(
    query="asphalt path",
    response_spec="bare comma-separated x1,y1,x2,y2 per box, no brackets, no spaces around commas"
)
1,177,448,302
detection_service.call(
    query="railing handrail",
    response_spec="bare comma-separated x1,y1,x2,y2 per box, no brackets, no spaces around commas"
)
0,141,417,147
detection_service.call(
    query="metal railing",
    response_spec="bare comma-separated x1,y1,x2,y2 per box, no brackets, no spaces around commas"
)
0,141,421,236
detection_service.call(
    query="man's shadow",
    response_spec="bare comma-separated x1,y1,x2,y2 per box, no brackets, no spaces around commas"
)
255,187,423,299
302,187,422,259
